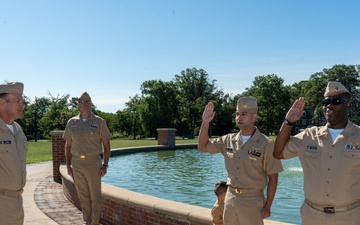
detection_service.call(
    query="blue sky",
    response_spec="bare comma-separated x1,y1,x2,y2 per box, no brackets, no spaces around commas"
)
1,1,359,113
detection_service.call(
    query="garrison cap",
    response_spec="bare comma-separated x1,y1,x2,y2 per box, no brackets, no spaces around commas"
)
237,97,258,112
324,82,349,97
0,82,24,95
78,92,91,100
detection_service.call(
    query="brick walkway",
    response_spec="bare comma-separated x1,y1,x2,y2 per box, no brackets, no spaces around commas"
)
34,175,84,225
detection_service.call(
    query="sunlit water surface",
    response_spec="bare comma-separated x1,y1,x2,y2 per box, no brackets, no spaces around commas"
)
102,149,303,225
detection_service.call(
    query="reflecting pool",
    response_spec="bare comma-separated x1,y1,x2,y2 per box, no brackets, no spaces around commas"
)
102,149,303,225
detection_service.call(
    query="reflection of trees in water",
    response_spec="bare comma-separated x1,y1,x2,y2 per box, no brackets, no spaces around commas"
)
104,149,303,224
143,149,226,189
104,149,227,207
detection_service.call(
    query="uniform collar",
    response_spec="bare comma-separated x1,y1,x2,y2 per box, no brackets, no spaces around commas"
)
339,120,357,137
232,127,261,142
75,112,95,120
0,117,19,133
0,118,8,131
317,120,357,137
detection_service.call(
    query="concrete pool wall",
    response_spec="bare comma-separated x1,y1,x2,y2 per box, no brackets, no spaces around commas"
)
51,130,294,225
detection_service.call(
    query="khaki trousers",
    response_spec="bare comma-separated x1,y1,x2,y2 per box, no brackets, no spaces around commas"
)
0,194,24,225
72,154,102,225
223,188,264,225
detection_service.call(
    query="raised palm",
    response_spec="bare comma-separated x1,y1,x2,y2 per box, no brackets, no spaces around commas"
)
202,102,216,122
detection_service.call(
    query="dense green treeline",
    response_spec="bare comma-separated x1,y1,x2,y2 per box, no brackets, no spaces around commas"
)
19,64,360,140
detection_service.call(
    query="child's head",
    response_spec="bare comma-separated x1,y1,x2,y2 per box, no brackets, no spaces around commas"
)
214,181,228,197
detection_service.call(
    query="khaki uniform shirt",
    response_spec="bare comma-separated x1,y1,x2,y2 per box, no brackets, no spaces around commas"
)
0,118,27,191
282,120,360,206
206,128,283,189
63,113,112,155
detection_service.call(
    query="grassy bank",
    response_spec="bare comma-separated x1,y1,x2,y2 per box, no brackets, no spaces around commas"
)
26,138,199,164
27,135,276,164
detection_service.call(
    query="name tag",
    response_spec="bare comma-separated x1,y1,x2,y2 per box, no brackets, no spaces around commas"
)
0,140,11,144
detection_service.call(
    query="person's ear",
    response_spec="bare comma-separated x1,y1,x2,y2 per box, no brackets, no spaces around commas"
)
252,113,258,120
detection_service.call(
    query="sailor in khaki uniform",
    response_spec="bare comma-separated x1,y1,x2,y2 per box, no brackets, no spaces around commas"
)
0,82,27,225
274,81,360,225
199,97,283,225
63,92,112,225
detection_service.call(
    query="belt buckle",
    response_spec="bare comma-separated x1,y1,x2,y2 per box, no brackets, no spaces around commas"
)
323,206,335,214
80,155,86,159
235,188,243,194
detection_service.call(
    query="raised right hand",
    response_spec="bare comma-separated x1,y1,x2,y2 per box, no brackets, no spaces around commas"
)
202,102,216,122
285,97,306,123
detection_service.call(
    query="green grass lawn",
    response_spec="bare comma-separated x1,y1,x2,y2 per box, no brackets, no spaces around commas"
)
27,138,199,164
27,135,275,164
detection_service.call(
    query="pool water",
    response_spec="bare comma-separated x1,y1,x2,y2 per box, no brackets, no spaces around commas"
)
102,149,303,225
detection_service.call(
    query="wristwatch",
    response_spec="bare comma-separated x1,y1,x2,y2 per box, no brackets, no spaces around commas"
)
283,119,294,126
102,164,108,168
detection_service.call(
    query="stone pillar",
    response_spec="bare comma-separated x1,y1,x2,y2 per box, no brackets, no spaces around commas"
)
156,128,177,147
50,130,65,183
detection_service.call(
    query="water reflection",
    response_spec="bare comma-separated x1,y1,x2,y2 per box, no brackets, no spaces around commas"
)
103,149,303,225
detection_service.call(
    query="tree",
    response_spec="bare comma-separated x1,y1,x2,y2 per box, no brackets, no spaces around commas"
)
209,92,239,136
174,67,217,138
138,80,179,138
303,64,360,125
21,96,51,140
113,108,136,138
39,94,74,138
125,94,141,139
244,74,291,135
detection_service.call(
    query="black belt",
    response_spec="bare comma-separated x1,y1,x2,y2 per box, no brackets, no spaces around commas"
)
0,188,23,197
305,199,360,214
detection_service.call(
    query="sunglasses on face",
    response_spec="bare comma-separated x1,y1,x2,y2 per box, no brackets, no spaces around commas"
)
321,98,348,106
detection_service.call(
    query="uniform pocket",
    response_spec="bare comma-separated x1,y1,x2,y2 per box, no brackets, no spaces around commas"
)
304,149,320,158
0,141,13,154
341,150,360,172
303,149,321,172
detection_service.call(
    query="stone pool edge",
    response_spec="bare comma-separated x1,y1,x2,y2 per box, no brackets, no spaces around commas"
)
59,144,295,225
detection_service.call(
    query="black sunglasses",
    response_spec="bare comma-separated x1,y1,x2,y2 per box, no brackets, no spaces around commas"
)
321,98,348,106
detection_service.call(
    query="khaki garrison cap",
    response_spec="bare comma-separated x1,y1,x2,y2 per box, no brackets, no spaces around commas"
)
237,97,258,111
79,92,91,100
324,82,349,97
0,82,24,95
